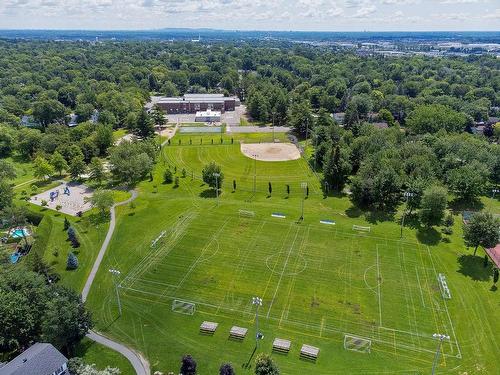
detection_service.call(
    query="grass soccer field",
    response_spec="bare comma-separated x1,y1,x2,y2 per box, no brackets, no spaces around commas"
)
118,209,460,359
86,133,499,374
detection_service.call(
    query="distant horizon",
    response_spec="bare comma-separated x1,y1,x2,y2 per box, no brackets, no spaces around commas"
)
0,1,498,32
0,28,499,33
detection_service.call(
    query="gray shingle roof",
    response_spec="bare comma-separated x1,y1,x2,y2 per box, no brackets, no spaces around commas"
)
0,343,68,375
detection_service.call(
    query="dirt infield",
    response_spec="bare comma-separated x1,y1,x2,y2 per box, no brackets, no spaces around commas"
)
240,143,301,161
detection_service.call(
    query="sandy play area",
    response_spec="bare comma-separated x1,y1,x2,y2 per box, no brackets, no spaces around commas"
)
240,143,301,161
30,182,94,216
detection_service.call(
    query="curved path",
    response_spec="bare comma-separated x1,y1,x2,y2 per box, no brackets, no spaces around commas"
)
81,190,150,375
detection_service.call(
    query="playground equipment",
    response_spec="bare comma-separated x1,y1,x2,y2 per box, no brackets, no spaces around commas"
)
49,190,59,202
64,186,71,196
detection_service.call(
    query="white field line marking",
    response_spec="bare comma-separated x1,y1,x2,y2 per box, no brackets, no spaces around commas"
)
376,247,382,327
426,245,462,359
400,246,420,348
266,226,300,318
174,219,231,291
415,267,426,308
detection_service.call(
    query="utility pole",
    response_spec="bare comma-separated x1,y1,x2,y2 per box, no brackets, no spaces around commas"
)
400,191,415,239
300,182,307,221
253,154,258,194
213,173,220,206
109,269,122,316
431,333,450,375
492,188,499,199
272,112,276,143
252,297,263,348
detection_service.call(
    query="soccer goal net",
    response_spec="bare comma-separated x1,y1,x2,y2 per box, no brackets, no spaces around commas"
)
352,225,371,233
238,209,255,218
172,299,196,315
344,335,372,353
437,273,451,299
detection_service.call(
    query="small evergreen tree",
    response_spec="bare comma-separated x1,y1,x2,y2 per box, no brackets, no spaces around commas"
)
64,217,70,230
219,363,235,375
484,255,489,268
180,355,197,375
66,252,79,270
286,184,290,196
174,176,179,188
268,182,272,196
233,179,236,191
493,269,499,284
164,169,173,184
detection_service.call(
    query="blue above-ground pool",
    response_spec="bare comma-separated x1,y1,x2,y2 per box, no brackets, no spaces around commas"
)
9,228,29,238
10,253,20,264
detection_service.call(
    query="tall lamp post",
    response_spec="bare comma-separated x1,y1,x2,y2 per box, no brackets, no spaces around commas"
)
492,188,500,199
252,297,263,348
252,154,258,194
300,182,307,221
213,173,220,206
431,333,450,375
109,268,122,316
400,191,415,239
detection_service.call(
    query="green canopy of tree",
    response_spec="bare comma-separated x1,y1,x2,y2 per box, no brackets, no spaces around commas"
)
202,162,224,189
463,211,500,256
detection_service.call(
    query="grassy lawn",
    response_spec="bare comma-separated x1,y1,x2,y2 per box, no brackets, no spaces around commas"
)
113,129,128,142
85,136,500,374
74,338,135,375
4,155,35,187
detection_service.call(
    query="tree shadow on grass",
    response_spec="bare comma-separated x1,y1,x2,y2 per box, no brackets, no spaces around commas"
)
345,205,363,218
416,227,441,246
449,197,484,214
457,254,493,282
365,210,395,224
199,189,217,199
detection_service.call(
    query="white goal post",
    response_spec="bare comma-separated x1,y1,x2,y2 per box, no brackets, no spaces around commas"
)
344,334,372,353
352,225,371,233
172,299,196,315
238,209,255,218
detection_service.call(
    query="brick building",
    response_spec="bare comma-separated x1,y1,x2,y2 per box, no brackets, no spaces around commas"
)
156,94,238,114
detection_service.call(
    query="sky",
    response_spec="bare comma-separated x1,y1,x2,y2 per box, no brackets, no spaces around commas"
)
0,0,498,31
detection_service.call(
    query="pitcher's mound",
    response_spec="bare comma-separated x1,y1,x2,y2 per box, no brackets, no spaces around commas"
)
241,143,301,161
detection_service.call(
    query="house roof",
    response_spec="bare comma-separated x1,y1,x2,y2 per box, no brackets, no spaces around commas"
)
485,244,500,269
0,343,68,375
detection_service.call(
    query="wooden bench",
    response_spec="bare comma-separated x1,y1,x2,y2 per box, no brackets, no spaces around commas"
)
199,321,218,335
300,344,320,361
272,338,291,354
229,326,248,340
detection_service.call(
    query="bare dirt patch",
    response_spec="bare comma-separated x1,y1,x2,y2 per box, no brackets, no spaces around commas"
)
240,143,301,161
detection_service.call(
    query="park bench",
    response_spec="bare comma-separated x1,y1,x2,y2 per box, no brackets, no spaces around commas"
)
272,338,291,354
229,326,248,340
300,344,320,361
199,321,218,335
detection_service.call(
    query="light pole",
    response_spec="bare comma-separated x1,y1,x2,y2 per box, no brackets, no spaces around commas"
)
252,154,258,194
213,173,220,206
252,297,263,348
109,269,122,316
431,333,450,375
400,191,415,239
492,188,500,199
300,182,307,221
272,112,276,143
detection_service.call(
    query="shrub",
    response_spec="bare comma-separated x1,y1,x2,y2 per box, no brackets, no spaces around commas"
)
55,205,62,212
41,199,48,207
174,176,179,188
164,169,173,184
66,252,79,270
64,217,70,230
181,168,187,178
444,214,454,227
441,227,453,235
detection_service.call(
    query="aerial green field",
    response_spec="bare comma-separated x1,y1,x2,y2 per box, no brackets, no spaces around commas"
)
87,134,499,374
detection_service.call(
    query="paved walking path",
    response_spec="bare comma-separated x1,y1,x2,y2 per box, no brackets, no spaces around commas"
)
81,190,150,375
